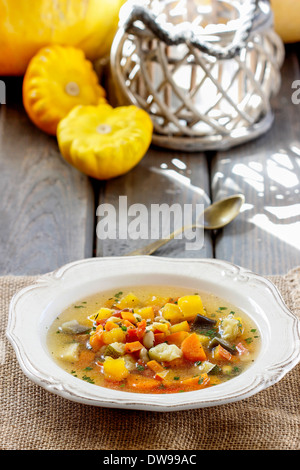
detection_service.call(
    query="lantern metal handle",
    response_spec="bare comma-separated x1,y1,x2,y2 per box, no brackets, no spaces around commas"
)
122,0,262,60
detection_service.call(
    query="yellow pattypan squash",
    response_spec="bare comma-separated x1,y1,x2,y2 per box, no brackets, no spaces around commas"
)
0,0,125,76
57,103,153,180
270,0,300,43
23,45,106,135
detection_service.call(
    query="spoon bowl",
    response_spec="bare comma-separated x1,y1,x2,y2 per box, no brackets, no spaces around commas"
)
203,194,245,230
126,194,245,256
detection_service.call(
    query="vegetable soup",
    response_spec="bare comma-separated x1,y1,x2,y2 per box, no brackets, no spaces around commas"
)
47,286,261,394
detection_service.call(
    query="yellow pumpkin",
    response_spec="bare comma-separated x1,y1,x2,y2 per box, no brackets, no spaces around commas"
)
270,0,300,43
0,0,124,76
23,45,106,135
57,103,153,180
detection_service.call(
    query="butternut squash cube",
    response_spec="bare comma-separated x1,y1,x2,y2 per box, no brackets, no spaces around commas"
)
135,306,154,321
170,321,190,333
89,307,114,323
161,303,183,324
102,327,126,345
103,357,130,382
177,295,205,321
117,293,140,309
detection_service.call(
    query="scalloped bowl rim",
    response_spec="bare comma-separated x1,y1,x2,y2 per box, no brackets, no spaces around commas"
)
6,256,300,411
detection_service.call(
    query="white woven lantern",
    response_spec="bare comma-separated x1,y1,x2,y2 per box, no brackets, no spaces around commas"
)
110,0,284,151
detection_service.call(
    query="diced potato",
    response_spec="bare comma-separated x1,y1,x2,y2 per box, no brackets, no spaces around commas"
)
58,343,80,362
170,321,190,333
123,354,137,371
103,357,130,381
148,343,183,362
177,295,205,321
198,361,216,374
135,306,154,322
161,303,183,324
220,314,241,341
117,293,140,309
102,327,126,345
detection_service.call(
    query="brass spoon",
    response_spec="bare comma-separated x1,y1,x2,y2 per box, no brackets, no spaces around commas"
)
125,194,245,256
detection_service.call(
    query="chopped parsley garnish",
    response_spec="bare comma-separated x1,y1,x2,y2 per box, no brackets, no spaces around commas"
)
82,375,95,384
198,328,218,338
114,291,123,299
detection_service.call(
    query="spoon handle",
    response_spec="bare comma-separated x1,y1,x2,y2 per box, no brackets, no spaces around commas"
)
125,223,203,256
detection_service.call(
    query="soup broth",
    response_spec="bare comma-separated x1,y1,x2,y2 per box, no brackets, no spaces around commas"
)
47,286,260,394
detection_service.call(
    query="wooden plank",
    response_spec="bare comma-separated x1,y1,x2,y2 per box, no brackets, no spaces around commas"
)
209,44,300,275
0,77,95,275
96,146,213,258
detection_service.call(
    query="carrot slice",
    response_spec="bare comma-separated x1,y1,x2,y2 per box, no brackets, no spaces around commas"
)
126,374,160,391
181,333,207,362
236,342,249,355
166,331,190,347
162,357,186,369
179,373,210,390
121,311,137,324
147,360,165,374
123,319,135,329
104,320,119,331
213,344,232,361
136,320,147,340
76,350,95,368
124,341,143,354
89,330,104,351
155,370,170,381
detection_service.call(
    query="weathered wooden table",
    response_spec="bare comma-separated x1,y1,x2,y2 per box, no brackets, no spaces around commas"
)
0,43,299,277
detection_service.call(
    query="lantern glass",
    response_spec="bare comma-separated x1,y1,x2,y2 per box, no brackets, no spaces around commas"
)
111,0,285,150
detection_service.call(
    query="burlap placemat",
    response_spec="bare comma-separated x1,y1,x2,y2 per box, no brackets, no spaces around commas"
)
1,268,299,451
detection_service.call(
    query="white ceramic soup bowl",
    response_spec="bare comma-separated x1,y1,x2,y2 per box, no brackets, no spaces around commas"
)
6,256,300,411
